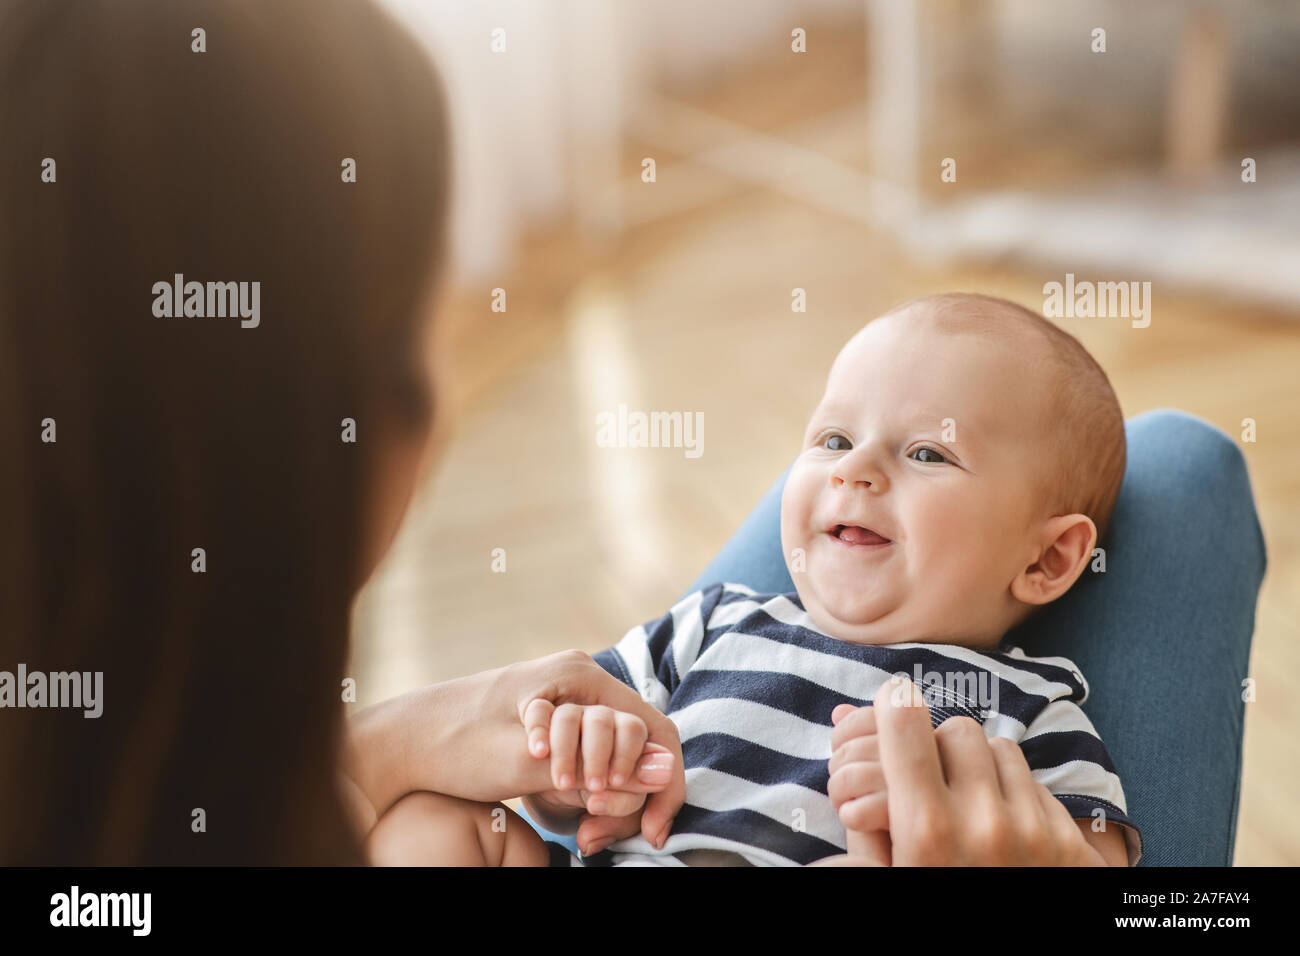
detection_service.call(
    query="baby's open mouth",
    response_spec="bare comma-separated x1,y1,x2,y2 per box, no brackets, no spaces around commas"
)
830,524,891,546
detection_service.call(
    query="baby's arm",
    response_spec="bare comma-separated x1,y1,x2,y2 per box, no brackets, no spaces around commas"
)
1076,819,1128,866
519,699,675,847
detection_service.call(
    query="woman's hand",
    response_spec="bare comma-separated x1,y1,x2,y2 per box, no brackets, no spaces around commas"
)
815,676,1106,867
343,650,686,849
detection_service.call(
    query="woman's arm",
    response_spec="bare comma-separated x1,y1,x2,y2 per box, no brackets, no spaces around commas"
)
340,650,686,845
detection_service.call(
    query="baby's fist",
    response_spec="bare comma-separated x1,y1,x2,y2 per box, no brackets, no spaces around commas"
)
525,699,651,793
828,702,891,865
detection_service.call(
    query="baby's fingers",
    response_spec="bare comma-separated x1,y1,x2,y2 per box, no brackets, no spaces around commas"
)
846,827,892,866
549,703,584,790
608,711,649,788
522,697,555,758
580,706,618,793
828,734,880,776
829,703,877,751
575,748,676,798
828,760,886,811
838,791,890,834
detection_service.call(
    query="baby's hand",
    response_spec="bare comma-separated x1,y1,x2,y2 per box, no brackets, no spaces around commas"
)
828,702,892,866
523,699,674,817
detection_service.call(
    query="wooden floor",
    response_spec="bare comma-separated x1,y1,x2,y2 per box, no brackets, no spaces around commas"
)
350,28,1300,867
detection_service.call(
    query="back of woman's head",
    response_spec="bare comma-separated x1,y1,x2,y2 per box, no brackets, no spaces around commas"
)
0,0,449,863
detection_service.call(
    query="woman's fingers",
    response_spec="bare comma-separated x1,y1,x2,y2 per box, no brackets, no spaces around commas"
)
534,787,586,810
598,744,675,794
575,810,642,857
583,788,646,818
872,677,946,817
986,736,1091,864
619,733,682,850
988,736,1051,860
933,716,1002,811
1033,780,1102,865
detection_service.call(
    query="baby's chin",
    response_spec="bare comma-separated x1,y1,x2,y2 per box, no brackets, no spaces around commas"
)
796,582,903,646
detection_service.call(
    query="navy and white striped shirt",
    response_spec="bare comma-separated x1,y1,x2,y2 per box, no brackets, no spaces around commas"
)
592,582,1142,866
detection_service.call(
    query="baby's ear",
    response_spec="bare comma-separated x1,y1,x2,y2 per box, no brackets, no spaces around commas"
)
1010,514,1096,607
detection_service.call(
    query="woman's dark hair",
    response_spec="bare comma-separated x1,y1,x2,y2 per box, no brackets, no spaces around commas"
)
0,0,450,863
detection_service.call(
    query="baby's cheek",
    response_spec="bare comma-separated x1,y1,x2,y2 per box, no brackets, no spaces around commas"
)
780,472,816,537
930,508,1016,616
912,502,989,582
927,492,990,542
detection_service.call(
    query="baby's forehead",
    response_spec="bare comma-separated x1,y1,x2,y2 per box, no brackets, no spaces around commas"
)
819,317,1054,439
829,317,1011,387
844,304,1032,353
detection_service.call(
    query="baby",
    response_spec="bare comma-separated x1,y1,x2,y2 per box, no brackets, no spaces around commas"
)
524,292,1141,867
368,292,1142,867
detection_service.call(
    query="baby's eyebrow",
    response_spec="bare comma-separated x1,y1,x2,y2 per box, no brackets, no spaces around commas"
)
810,404,969,433
808,401,858,422
907,411,968,433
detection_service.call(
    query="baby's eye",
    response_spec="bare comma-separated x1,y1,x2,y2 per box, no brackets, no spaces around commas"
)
823,434,852,452
911,446,948,464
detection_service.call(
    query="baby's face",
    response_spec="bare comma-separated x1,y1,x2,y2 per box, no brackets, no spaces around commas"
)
780,310,1052,648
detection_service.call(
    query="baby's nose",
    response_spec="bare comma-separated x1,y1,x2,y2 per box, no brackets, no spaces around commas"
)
830,448,886,490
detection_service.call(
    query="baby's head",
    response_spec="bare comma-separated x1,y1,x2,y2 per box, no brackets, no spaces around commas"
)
780,293,1125,650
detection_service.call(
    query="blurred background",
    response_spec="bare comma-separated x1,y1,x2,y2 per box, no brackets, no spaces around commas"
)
350,0,1300,864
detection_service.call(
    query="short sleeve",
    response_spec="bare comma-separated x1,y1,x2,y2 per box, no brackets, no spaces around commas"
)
592,583,731,712
1018,699,1144,866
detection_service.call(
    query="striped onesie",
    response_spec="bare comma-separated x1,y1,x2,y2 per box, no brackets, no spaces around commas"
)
583,582,1142,866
